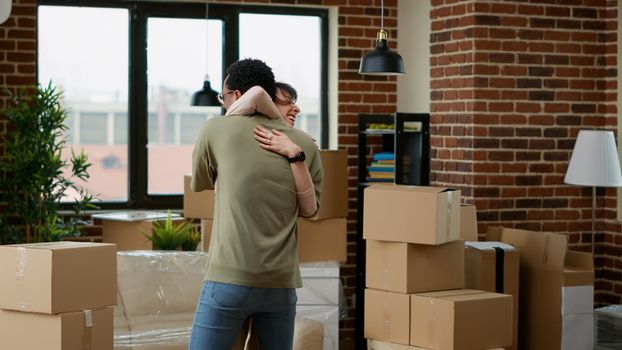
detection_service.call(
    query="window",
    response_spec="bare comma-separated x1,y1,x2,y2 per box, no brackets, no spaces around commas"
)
37,1,328,209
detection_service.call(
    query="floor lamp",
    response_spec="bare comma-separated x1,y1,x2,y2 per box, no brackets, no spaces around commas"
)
564,130,622,253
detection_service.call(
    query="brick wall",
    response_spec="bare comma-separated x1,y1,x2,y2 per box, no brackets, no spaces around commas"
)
0,0,398,345
430,0,621,305
0,0,37,215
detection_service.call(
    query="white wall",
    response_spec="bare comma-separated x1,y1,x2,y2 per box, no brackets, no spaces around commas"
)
397,0,431,113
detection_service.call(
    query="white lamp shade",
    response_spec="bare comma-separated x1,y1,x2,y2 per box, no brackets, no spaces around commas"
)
0,0,11,24
564,130,622,187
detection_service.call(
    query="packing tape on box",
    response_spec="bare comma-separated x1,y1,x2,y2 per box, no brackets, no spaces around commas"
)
82,310,93,350
494,247,505,293
445,191,454,242
15,247,30,310
382,297,391,339
427,299,437,345
381,244,389,290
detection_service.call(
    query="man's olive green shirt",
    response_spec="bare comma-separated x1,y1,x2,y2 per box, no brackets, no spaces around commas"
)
191,115,323,288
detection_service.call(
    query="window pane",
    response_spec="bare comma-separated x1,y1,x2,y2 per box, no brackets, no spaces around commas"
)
38,6,129,202
147,17,223,195
240,13,322,143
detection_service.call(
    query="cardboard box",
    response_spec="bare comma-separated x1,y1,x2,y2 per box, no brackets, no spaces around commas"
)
94,211,185,251
0,242,116,314
465,241,519,350
312,150,348,220
0,307,113,350
410,289,513,350
183,174,216,219
366,239,464,293
202,218,347,263
367,340,506,350
365,289,411,345
298,218,347,262
489,227,594,350
363,185,461,245
459,204,478,241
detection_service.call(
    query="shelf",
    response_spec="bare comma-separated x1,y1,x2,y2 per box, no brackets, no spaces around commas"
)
360,129,394,135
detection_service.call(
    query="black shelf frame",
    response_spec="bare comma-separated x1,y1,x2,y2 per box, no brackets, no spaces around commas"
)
354,112,430,350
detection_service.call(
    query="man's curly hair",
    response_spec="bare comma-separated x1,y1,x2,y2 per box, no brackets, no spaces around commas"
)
225,58,276,100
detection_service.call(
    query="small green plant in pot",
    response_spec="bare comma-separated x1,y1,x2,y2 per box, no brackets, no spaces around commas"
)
143,211,196,250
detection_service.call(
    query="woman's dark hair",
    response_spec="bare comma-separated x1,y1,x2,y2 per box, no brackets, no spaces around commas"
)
275,82,297,103
225,58,276,99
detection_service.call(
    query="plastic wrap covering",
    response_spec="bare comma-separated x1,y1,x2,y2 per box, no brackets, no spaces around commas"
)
114,251,342,349
115,251,208,349
595,304,622,350
298,261,343,350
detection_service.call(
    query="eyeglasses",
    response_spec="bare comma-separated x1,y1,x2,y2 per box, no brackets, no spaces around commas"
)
275,95,296,106
217,90,236,104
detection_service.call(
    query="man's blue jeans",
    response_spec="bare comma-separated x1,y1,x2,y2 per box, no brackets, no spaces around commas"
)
189,281,297,350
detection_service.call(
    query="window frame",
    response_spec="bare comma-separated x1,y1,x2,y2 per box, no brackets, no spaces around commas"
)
37,0,328,210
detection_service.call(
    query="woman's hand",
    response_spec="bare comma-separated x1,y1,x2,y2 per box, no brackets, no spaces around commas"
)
253,125,302,158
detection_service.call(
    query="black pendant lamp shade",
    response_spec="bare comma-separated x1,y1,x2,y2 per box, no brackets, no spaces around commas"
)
191,77,220,106
359,29,405,76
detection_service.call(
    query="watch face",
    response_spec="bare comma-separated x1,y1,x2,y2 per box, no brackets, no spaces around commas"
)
298,151,306,161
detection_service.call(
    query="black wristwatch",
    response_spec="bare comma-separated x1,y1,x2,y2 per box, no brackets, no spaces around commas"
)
287,151,306,163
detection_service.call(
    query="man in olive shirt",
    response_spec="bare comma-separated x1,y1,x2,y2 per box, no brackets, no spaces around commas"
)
189,59,323,350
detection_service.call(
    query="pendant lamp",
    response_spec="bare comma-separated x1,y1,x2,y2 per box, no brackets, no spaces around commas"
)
191,3,220,106
359,0,405,76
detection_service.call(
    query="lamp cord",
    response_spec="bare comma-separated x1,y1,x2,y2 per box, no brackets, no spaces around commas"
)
204,1,210,81
381,0,384,31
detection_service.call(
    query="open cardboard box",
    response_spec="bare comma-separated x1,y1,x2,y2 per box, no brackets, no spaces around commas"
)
486,227,594,350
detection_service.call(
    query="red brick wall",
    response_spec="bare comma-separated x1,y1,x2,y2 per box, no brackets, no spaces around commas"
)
430,0,621,305
0,0,37,215
0,0,398,345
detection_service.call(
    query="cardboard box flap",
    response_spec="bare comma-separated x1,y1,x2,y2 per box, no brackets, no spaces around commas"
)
498,228,567,270
485,226,504,242
565,251,593,269
465,241,516,251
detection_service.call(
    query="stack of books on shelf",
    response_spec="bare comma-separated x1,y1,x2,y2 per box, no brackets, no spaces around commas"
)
368,152,395,183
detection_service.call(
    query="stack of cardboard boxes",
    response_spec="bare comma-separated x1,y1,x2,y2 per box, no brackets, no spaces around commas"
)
363,184,513,350
0,242,117,349
185,150,348,263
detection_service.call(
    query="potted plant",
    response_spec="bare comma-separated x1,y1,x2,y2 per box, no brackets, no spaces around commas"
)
143,211,199,251
0,82,97,244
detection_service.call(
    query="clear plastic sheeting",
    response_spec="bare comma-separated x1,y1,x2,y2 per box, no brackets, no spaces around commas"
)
114,251,344,349
594,304,622,350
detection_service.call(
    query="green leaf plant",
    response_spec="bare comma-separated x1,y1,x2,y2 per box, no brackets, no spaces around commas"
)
143,211,199,251
0,82,98,244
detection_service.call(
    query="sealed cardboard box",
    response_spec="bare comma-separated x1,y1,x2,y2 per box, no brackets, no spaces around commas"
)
363,185,461,245
491,227,594,350
183,174,216,219
459,204,478,241
465,241,519,350
94,211,185,251
366,239,464,293
0,242,116,314
0,307,113,350
202,218,346,263
410,289,513,350
365,289,411,345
